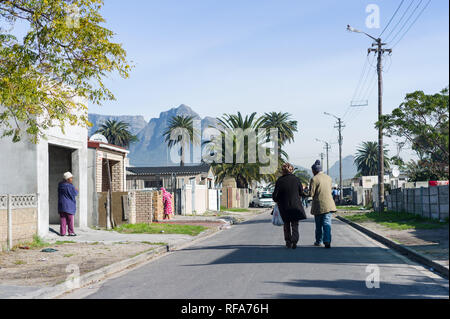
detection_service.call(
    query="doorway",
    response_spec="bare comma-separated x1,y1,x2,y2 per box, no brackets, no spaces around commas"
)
48,145,74,224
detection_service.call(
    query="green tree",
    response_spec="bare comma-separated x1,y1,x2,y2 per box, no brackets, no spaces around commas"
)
354,141,390,176
206,111,299,188
212,112,263,188
294,168,311,186
405,160,442,182
0,0,131,143
390,155,405,169
95,120,138,148
379,87,449,180
162,115,199,167
259,111,298,162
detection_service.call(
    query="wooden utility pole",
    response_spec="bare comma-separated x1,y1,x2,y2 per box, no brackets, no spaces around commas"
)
316,139,331,176
324,142,331,176
369,40,392,213
336,118,344,204
323,113,344,203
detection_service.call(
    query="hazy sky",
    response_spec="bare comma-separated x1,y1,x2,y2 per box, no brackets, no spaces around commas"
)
88,0,449,168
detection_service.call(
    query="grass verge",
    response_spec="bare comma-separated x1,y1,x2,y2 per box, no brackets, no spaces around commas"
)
114,223,207,236
343,210,449,230
220,206,250,213
336,206,366,211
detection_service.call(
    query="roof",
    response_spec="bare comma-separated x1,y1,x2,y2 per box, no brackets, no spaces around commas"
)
88,141,129,154
127,163,211,176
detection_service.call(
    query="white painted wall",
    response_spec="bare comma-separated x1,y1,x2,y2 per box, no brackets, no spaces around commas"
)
0,98,88,237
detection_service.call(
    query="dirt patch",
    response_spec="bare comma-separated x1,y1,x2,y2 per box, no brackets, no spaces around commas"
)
0,242,159,287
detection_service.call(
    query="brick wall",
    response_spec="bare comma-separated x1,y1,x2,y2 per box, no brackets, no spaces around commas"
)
96,150,125,193
125,190,174,224
134,191,153,223
0,208,37,251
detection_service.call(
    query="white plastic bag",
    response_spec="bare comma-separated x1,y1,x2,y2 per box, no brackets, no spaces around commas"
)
272,204,284,226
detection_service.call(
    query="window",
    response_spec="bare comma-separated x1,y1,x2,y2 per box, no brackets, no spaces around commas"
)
144,180,162,188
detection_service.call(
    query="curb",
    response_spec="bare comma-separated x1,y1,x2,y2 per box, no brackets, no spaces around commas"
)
336,215,449,279
12,225,225,299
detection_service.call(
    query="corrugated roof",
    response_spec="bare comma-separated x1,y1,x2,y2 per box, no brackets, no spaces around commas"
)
126,163,211,176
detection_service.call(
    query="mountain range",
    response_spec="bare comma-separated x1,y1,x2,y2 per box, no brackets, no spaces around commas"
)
89,104,217,166
294,155,358,184
89,105,358,179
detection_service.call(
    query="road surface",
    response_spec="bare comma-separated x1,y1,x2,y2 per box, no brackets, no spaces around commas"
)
65,209,449,299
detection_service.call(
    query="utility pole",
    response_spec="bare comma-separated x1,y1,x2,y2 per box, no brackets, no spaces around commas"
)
336,118,343,204
323,113,344,204
347,25,392,213
316,139,332,175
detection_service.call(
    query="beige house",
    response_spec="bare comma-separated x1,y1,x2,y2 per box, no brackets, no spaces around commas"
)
87,140,129,227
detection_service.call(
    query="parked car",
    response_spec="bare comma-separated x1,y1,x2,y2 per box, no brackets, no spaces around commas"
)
252,192,275,208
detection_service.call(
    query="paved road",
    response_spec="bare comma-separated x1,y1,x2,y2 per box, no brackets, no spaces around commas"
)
66,209,449,299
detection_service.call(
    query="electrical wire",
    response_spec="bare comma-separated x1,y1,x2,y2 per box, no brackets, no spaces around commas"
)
384,0,417,42
379,0,405,37
387,0,424,44
391,0,432,48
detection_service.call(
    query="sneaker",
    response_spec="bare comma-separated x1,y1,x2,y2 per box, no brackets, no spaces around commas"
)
324,242,331,249
292,243,297,250
68,233,77,237
314,242,322,246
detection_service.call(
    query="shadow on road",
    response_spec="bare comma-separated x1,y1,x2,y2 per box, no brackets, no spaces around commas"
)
264,278,447,299
180,244,407,265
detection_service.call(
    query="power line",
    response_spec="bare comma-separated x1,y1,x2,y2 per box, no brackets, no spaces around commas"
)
392,0,432,48
343,57,368,120
387,0,424,44
351,54,377,107
384,0,417,42
379,0,405,37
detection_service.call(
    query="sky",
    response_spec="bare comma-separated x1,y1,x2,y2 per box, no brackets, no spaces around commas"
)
86,0,449,168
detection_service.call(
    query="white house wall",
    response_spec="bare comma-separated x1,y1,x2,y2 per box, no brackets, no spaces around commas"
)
0,136,38,194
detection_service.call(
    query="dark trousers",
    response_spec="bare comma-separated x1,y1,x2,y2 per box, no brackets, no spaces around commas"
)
283,221,299,245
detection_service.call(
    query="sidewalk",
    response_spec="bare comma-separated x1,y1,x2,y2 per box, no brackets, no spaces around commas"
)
0,209,266,299
336,210,449,278
45,224,195,246
0,220,230,298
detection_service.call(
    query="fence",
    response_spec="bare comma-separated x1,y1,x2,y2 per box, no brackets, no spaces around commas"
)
178,184,220,215
220,187,251,209
386,185,449,220
0,194,38,251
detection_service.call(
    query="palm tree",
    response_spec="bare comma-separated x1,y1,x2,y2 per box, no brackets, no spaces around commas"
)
354,141,390,176
259,112,298,163
162,115,199,166
95,120,138,148
294,168,312,186
212,112,263,188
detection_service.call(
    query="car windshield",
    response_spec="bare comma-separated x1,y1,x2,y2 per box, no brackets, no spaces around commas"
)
260,193,272,199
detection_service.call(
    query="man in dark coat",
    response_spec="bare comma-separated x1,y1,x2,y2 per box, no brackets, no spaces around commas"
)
272,163,307,249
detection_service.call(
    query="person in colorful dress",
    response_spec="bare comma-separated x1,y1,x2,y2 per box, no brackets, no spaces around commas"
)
161,187,173,220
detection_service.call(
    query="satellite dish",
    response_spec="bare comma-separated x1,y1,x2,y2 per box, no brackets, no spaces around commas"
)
392,166,400,178
90,133,108,143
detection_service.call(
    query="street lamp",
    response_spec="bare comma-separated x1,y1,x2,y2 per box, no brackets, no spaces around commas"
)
346,25,379,42
347,24,392,213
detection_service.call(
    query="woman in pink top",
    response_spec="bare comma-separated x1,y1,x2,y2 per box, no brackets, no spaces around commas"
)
161,187,173,220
